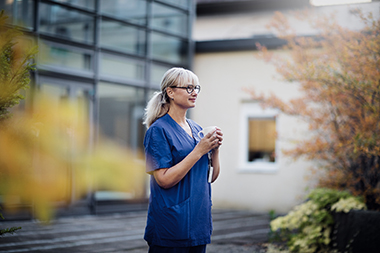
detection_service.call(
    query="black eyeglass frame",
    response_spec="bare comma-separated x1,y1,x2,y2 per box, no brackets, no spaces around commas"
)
169,84,201,94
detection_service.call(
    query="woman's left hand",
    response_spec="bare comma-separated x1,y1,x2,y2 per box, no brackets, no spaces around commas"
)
213,127,223,150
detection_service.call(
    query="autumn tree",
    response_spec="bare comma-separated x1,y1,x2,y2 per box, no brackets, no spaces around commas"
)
0,10,146,223
249,10,380,210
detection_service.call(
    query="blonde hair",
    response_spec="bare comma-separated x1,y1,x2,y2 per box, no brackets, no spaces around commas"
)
143,67,200,128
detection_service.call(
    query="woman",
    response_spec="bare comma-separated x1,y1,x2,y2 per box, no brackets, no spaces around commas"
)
143,67,223,253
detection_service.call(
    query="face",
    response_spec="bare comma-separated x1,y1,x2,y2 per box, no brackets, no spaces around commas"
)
167,83,200,109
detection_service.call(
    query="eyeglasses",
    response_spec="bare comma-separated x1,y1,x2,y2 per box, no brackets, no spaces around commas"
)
169,84,201,94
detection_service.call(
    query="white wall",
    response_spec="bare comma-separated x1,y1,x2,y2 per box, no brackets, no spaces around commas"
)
191,0,380,213
194,2,380,40
192,50,316,213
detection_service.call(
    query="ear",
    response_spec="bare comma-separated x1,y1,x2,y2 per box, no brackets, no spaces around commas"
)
166,87,174,97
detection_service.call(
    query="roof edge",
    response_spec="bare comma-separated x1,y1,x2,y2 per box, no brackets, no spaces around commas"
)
195,36,287,52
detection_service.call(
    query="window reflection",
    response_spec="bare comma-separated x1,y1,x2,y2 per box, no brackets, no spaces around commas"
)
100,20,146,56
39,82,93,202
39,42,93,72
152,3,188,37
50,0,95,10
98,83,145,154
159,0,190,9
100,0,147,25
0,0,34,28
248,118,276,162
151,32,188,64
39,3,94,44
151,64,171,85
100,54,145,81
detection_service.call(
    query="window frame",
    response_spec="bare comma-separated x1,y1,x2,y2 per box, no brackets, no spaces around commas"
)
99,18,147,56
99,52,146,85
37,40,95,77
238,103,280,173
38,2,96,45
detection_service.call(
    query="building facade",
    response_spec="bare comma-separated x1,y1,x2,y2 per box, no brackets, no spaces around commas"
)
1,0,195,210
193,0,380,213
3,0,380,215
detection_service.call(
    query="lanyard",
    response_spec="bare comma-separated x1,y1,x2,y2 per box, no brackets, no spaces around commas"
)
208,152,213,183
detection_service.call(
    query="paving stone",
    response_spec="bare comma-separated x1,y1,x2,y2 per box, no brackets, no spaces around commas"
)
0,209,270,252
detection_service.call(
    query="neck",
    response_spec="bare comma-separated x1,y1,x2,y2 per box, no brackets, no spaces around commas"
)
168,107,187,126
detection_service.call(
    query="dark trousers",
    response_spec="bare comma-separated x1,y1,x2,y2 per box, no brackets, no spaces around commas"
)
148,244,206,253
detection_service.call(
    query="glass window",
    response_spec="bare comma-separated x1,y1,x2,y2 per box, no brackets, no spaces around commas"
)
97,83,146,200
100,53,145,81
39,81,94,202
0,0,34,28
239,103,279,172
39,3,95,44
159,0,190,9
248,119,276,162
40,83,69,99
39,41,93,72
50,0,96,10
100,0,147,25
152,3,188,37
151,64,171,85
100,19,146,56
151,32,188,64
98,83,145,154
0,2,13,19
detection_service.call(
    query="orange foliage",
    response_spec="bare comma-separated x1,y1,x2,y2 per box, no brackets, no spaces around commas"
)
0,12,146,221
248,10,380,210
0,95,146,221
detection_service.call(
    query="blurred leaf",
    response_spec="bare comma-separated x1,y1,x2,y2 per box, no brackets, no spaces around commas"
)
0,94,146,221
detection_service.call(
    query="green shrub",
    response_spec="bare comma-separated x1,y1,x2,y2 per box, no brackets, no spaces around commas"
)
270,188,366,253
0,9,36,236
0,10,37,120
0,207,21,237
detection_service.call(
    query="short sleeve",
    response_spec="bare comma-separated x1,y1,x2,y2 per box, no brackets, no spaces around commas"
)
144,126,173,173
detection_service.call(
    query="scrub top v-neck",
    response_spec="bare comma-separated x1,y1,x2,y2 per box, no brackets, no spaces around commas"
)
143,113,212,247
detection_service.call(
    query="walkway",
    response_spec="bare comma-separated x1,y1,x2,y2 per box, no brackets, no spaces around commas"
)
0,209,270,253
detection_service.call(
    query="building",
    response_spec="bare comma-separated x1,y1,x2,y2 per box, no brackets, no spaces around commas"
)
0,0,195,213
192,0,380,213
2,0,379,215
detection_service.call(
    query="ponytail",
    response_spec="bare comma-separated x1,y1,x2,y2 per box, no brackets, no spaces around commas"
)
143,91,170,128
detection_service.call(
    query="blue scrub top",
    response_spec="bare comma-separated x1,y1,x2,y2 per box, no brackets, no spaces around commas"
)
143,113,212,247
